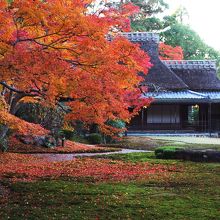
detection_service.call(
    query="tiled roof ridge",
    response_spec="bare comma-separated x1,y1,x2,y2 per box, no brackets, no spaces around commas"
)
107,32,159,43
163,60,216,70
119,32,159,43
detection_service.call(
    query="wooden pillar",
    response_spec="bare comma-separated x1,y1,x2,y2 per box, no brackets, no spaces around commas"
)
208,102,212,137
141,108,144,130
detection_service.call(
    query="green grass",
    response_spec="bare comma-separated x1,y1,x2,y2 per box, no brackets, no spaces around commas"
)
1,152,220,220
94,152,157,162
104,136,220,151
103,136,169,150
93,152,181,165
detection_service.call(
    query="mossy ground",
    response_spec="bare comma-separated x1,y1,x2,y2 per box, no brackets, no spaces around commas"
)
1,152,220,220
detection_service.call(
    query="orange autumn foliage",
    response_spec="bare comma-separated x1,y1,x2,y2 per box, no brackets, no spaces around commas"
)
0,95,47,135
0,111,48,136
159,43,184,60
0,0,152,136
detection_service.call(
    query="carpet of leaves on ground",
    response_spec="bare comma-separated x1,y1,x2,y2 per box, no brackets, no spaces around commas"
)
0,153,177,182
8,136,116,153
1,152,220,220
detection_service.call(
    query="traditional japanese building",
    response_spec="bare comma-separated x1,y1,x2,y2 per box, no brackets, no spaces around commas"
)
122,32,220,133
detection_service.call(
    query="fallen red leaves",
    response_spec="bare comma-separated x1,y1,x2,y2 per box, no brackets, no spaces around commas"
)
8,137,115,153
52,140,116,153
0,153,177,182
0,110,48,136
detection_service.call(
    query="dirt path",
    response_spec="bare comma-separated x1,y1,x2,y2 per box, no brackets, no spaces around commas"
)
32,149,151,162
33,149,151,162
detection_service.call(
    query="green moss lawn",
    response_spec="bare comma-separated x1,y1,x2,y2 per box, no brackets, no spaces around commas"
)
1,152,220,220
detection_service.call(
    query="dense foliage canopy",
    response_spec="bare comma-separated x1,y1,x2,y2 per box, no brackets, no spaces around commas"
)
0,0,152,136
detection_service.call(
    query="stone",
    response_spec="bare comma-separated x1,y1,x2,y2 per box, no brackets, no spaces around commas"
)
33,136,46,146
17,134,57,148
18,135,35,145
175,149,220,162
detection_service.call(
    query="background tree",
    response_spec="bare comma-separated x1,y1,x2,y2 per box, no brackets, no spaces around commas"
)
124,1,220,68
161,23,220,62
119,0,168,17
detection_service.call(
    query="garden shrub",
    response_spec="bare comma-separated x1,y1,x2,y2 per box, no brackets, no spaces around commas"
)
61,129,89,144
62,129,75,140
70,135,89,144
72,120,87,136
155,146,220,162
86,133,102,144
16,103,65,131
105,120,126,143
155,146,184,159
106,120,126,130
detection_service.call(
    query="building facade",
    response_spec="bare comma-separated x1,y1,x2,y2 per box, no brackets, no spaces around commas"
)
121,32,220,133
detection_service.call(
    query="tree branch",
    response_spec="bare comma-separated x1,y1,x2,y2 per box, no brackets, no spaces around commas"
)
0,81,42,96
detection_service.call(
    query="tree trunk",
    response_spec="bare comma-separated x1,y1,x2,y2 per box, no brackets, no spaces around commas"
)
0,125,8,139
0,125,9,152
9,93,25,115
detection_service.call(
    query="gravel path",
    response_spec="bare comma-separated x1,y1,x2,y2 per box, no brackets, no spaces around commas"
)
33,149,151,162
148,136,220,145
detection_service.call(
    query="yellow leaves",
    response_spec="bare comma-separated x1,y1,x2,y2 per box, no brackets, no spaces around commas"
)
13,0,46,27
62,122,74,131
19,97,38,104
0,2,14,42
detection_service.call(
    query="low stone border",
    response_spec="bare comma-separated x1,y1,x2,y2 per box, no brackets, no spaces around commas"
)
175,149,220,162
157,149,220,162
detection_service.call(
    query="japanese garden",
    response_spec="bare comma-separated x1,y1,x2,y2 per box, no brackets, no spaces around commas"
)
0,0,220,219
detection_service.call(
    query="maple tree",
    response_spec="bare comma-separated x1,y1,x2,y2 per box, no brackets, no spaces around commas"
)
159,42,184,60
0,0,152,140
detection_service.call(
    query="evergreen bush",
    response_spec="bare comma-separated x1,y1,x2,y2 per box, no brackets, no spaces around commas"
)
87,133,102,144
61,129,75,140
155,146,184,159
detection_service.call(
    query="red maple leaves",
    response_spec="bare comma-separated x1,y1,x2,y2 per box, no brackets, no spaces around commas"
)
0,0,185,137
159,43,184,60
0,153,177,182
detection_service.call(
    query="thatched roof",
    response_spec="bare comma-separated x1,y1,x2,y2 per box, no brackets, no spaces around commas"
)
122,33,188,91
144,46,188,90
122,32,220,92
163,61,220,91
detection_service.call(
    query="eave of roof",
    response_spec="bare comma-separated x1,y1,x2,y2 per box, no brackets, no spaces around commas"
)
142,90,220,103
